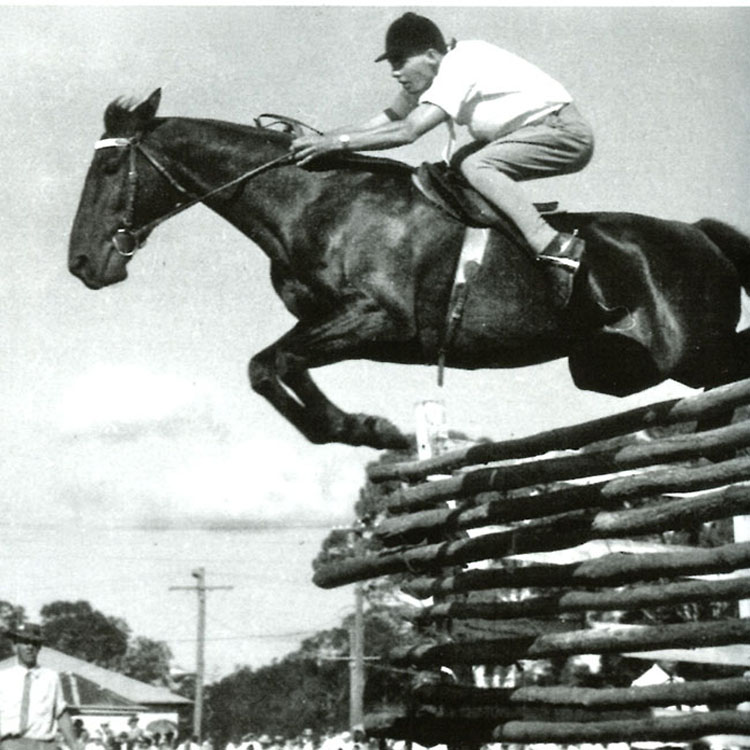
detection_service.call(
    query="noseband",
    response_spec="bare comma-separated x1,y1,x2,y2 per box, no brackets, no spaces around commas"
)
94,136,294,257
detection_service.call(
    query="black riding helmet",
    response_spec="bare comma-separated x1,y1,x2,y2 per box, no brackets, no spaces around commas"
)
375,12,448,64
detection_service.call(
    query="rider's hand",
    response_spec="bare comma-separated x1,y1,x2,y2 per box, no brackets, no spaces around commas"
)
290,134,341,166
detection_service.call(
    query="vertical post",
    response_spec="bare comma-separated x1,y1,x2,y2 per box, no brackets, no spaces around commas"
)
193,567,206,740
734,517,750,617
414,400,448,462
170,570,232,743
349,578,365,729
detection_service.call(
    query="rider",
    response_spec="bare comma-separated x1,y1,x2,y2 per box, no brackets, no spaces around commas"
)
290,12,595,304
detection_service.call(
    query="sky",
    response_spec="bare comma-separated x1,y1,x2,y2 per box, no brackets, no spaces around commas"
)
1,3,750,677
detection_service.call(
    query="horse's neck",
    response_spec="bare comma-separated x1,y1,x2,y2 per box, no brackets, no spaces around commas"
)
159,118,286,187
156,118,306,263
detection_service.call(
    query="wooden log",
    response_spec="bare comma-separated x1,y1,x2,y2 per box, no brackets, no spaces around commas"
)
412,683,515,706
367,377,750,483
403,563,580,599
419,576,750,621
370,702,645,725
390,619,750,666
364,711,498,746
314,488,750,589
375,474,750,547
575,539,750,584
402,542,750,599
529,619,750,658
512,676,750,708
390,617,583,666
594,482,750,534
602,456,750,502
494,710,750,743
375,482,608,546
385,425,750,513
314,510,594,588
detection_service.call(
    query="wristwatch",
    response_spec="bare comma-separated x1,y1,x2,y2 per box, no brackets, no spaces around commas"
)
338,134,351,150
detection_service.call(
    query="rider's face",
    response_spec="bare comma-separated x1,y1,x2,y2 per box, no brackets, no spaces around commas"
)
389,50,440,96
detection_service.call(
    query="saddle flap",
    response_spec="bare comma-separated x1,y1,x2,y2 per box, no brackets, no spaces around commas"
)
414,161,559,229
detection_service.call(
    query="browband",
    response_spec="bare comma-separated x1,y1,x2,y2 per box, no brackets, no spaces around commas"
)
94,138,133,150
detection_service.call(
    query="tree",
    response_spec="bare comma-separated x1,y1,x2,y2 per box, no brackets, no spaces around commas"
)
206,656,344,743
40,600,130,669
120,636,173,685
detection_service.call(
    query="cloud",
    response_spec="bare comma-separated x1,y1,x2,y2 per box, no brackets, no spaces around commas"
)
56,363,227,441
22,363,368,529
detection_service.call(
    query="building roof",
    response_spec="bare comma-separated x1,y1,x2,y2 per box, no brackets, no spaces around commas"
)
0,648,191,708
59,672,146,712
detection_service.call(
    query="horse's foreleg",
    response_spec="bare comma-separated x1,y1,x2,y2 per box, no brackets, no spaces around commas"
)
248,305,413,450
286,369,411,449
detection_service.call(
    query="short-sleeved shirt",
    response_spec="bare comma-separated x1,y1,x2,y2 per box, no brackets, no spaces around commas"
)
389,40,573,141
0,665,68,741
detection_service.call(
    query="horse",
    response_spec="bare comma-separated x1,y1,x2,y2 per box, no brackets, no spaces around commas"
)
68,89,750,450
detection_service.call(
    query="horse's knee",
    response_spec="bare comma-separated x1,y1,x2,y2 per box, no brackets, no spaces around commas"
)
249,349,303,393
248,355,273,393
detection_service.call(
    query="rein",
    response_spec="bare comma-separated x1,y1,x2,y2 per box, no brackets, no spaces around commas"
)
94,135,294,257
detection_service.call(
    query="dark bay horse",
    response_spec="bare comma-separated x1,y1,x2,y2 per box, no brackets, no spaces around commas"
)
69,89,750,450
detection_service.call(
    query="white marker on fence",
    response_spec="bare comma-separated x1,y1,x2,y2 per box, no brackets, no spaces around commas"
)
415,399,449,462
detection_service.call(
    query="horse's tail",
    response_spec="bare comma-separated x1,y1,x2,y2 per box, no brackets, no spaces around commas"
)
695,217,750,292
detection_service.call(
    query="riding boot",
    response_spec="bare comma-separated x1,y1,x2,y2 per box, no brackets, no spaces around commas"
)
537,231,585,308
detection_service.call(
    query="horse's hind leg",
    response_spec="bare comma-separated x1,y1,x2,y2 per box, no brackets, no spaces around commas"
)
248,305,413,450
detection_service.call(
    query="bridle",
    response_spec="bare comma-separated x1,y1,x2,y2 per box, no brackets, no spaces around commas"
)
94,135,294,258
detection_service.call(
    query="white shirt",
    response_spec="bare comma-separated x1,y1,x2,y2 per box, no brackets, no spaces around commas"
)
0,664,68,740
401,40,573,141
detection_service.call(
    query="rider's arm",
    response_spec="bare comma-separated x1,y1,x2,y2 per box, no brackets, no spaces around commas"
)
325,89,418,134
350,103,447,147
291,103,448,165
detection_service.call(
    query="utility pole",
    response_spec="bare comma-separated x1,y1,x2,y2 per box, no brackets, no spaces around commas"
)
347,530,366,731
170,568,233,740
349,579,365,729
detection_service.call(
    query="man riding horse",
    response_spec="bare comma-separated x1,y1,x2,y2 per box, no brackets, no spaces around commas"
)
291,12,594,307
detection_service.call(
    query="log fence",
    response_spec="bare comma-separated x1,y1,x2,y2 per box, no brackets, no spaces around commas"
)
314,378,750,745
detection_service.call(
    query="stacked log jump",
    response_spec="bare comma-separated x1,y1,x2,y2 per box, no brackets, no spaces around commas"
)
313,378,750,745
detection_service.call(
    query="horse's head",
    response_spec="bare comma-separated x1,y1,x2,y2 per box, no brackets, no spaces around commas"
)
69,88,172,289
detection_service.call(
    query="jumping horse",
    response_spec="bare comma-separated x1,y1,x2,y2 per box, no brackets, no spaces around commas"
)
68,89,750,450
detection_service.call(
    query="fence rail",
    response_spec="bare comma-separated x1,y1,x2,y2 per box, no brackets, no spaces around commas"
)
315,377,750,744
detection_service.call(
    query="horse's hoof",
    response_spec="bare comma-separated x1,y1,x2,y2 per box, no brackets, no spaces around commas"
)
350,414,411,451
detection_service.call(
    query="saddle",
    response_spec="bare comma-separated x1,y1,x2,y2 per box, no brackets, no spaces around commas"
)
413,161,558,232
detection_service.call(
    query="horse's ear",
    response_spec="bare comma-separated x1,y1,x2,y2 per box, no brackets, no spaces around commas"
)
103,89,161,134
133,88,162,124
104,97,128,133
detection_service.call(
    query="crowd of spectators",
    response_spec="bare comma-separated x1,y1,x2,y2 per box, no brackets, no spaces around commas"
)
225,727,375,750
70,715,192,750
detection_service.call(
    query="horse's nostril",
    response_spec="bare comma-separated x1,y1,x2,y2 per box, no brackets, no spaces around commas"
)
69,254,88,275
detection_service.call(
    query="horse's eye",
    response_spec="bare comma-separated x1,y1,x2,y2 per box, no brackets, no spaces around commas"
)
102,159,121,175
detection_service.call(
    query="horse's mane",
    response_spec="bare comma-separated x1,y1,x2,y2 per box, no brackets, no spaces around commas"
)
104,95,295,148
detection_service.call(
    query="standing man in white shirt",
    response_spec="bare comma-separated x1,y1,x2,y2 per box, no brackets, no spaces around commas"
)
0,623,80,750
291,12,595,306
